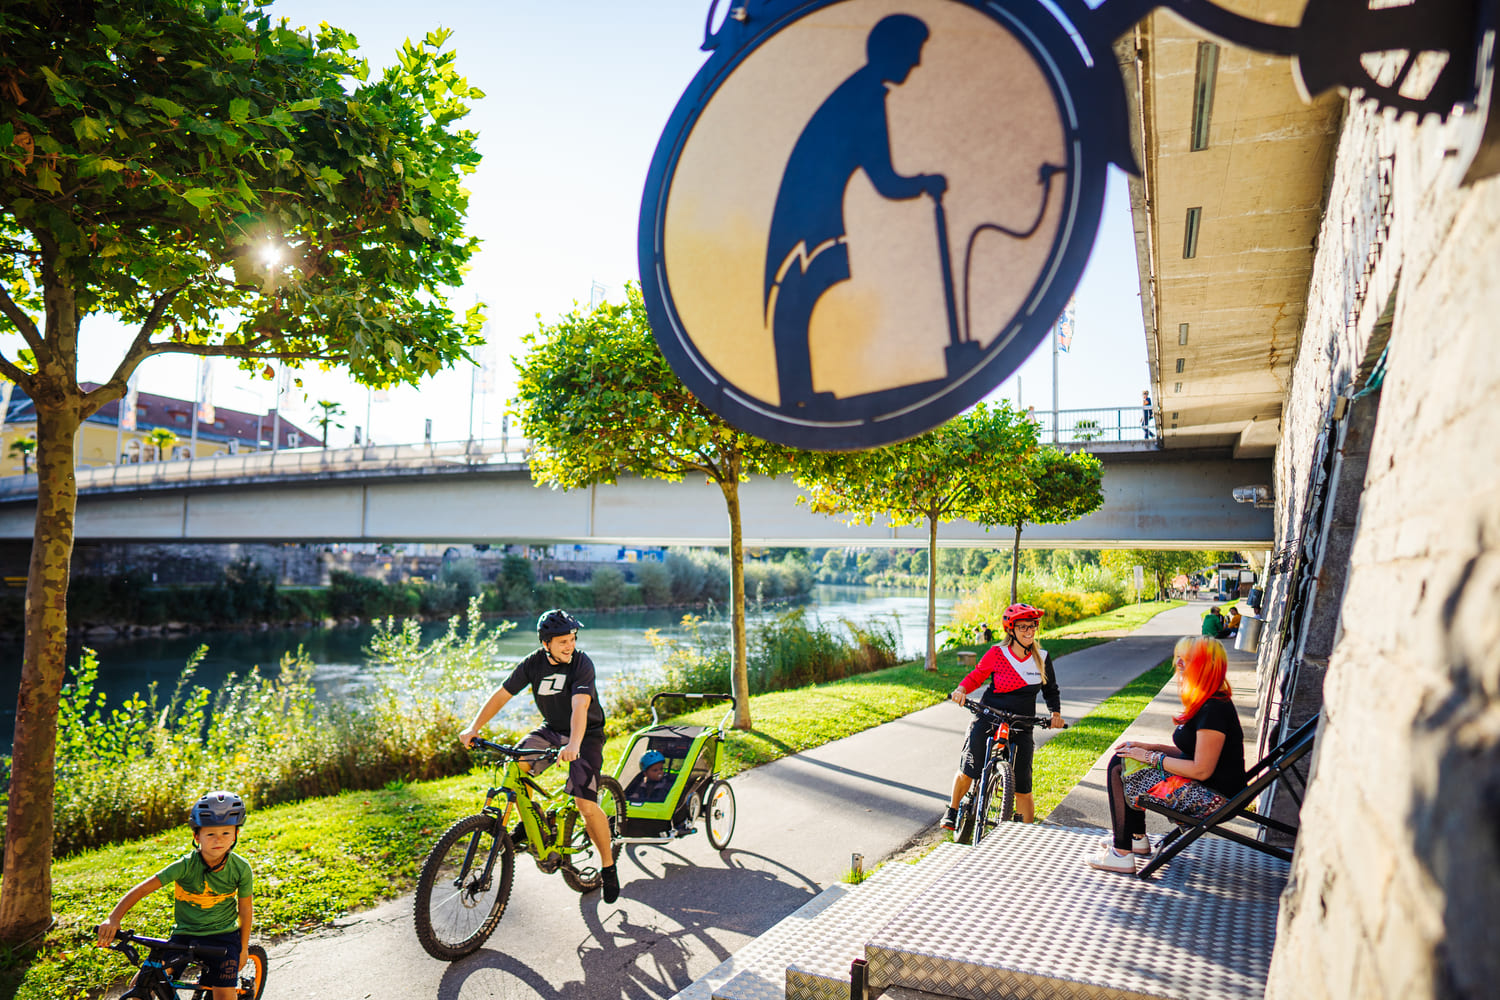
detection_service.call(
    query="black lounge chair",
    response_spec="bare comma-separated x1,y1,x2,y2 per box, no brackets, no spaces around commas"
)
1136,713,1319,879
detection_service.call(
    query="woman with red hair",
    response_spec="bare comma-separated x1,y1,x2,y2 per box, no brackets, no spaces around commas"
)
1085,636,1246,873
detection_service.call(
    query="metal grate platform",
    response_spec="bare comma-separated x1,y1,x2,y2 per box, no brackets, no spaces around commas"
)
864,825,1288,1000
711,854,964,1000
669,883,851,1000
784,843,969,1000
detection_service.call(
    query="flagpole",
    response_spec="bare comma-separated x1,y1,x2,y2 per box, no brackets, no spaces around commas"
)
1051,313,1059,444
272,367,282,454
190,356,202,460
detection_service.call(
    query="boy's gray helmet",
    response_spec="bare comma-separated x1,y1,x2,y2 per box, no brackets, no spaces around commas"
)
190,790,246,827
537,609,583,642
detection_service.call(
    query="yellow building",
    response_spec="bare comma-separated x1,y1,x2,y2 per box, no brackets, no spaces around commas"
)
1,382,321,476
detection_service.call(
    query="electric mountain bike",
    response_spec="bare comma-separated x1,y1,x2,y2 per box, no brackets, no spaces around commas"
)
99,927,267,1000
413,740,624,961
953,701,1058,846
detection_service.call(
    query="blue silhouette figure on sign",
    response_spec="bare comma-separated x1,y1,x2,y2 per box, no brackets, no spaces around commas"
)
763,15,946,415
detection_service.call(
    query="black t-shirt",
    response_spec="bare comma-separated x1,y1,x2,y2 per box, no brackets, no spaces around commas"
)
1172,695,1246,797
501,648,606,735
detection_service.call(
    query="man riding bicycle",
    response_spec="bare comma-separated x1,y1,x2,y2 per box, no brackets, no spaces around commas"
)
460,609,620,903
943,603,1067,828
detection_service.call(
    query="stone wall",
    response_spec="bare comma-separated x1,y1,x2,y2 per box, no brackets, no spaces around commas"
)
1262,102,1500,999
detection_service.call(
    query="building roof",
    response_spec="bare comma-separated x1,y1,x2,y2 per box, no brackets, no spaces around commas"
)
4,382,321,448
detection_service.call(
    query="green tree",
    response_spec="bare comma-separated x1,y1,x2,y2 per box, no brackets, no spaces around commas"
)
0,2,482,942
314,399,345,448
988,448,1105,603
513,286,799,730
797,403,1038,670
147,426,178,462
1102,549,1237,601
8,433,35,474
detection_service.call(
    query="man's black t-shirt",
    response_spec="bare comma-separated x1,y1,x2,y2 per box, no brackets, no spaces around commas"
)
1172,695,1246,797
501,648,606,735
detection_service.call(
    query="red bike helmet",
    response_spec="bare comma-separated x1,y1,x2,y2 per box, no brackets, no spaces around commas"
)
1002,603,1045,631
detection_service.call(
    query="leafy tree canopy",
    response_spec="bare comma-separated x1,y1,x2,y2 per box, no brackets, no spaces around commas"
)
796,401,1039,526
515,284,795,486
0,0,484,398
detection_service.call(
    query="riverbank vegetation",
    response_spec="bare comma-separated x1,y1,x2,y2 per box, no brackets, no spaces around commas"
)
1,619,1123,1000
0,548,817,638
1,599,892,861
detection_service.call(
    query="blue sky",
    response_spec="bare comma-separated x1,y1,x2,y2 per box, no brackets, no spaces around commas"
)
53,0,1151,445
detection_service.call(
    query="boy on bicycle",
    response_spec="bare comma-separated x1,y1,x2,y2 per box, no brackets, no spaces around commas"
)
459,609,620,903
97,791,254,1000
943,604,1067,827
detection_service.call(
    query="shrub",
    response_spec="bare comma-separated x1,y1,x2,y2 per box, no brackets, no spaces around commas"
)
666,550,706,603
27,600,517,857
590,566,628,609
634,560,672,605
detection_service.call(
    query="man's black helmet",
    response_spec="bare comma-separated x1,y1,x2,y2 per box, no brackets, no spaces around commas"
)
190,790,246,828
537,609,583,643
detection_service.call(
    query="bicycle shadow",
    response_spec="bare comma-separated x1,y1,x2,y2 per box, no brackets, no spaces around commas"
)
433,847,821,1000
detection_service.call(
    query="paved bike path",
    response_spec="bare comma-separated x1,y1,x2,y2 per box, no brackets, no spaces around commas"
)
242,609,1197,1000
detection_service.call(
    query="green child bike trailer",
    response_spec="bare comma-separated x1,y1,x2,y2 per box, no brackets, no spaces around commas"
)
612,691,737,850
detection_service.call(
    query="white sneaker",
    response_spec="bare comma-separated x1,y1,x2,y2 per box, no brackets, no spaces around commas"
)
1085,847,1139,873
1098,835,1153,856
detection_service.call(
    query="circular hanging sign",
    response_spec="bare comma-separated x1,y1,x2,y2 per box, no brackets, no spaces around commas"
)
639,0,1122,450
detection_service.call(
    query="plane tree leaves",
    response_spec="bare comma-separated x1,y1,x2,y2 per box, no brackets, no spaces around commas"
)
985,448,1105,602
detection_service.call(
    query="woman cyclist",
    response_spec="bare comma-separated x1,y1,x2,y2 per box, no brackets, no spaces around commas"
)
942,603,1067,828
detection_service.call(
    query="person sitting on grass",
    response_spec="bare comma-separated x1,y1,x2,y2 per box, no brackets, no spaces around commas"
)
1086,637,1246,873
1201,605,1225,637
98,791,254,1000
1222,605,1242,638
625,749,674,803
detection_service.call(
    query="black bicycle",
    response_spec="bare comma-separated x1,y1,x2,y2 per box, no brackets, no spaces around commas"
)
953,701,1057,846
98,927,267,1000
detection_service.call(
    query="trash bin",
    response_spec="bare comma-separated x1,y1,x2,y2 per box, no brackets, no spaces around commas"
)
1235,615,1265,654
956,651,978,669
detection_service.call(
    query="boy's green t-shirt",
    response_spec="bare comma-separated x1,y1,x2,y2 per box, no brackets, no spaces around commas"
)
154,850,253,937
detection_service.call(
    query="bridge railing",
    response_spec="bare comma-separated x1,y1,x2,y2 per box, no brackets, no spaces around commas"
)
1031,406,1156,445
0,437,535,498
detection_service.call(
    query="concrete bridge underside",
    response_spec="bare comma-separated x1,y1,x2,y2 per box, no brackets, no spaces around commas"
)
0,452,1271,549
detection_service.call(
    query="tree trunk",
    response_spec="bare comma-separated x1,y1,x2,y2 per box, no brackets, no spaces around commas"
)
720,476,752,729
1010,523,1023,604
925,516,938,671
0,376,83,944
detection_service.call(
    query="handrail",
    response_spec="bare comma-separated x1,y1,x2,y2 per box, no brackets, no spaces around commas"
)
1027,405,1158,445
0,437,534,498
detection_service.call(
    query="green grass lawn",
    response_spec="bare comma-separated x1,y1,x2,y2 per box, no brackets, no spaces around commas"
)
5,635,1125,999
1040,600,1184,638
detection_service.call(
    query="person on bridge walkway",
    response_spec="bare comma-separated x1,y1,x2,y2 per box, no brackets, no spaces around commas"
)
942,603,1067,828
460,609,620,903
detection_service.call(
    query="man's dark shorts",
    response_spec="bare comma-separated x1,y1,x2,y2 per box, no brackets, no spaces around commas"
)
164,930,242,989
519,725,605,801
959,717,1036,794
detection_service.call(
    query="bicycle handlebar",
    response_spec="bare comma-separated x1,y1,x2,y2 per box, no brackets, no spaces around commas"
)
98,926,229,961
958,700,1062,729
468,737,561,761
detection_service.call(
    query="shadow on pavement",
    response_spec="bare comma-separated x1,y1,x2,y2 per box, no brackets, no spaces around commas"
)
435,848,821,1000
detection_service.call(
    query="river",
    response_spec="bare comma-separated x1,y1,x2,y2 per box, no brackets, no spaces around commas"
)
0,585,957,747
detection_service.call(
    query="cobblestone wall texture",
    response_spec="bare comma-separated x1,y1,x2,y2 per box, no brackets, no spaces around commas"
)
1263,103,1500,999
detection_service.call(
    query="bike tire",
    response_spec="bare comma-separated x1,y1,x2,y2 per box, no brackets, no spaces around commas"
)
560,776,626,893
413,812,514,960
975,758,1016,845
242,944,268,999
704,780,736,850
